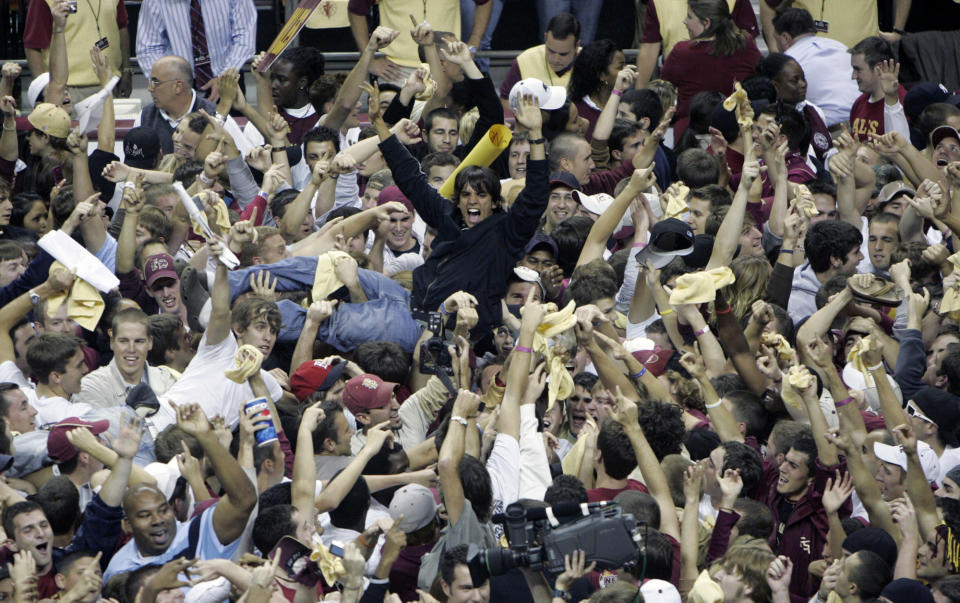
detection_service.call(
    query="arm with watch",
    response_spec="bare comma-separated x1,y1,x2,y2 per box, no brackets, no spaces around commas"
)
439,390,483,527
0,267,73,366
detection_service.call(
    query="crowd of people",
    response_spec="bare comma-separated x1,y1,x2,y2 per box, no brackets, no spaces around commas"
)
1,0,960,602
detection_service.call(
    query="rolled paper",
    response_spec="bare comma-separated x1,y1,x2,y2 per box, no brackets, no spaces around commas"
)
38,230,119,293
305,0,350,28
259,0,326,72
439,124,512,199
74,75,119,134
172,183,239,269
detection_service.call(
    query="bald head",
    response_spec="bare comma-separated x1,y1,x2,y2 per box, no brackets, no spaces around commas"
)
154,56,194,87
122,483,166,515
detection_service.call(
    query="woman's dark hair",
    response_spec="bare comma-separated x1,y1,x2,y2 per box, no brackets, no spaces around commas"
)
568,39,620,102
458,455,493,522
688,0,747,56
756,53,794,82
543,100,575,141
741,74,777,103
676,90,725,153
10,193,46,229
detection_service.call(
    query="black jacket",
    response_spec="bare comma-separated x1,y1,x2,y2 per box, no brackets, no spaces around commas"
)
379,135,548,335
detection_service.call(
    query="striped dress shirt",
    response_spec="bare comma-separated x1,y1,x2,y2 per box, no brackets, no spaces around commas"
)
135,0,256,79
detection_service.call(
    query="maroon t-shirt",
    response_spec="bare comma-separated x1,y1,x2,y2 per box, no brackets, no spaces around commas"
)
281,108,321,146
849,86,908,142
660,39,762,139
23,0,128,49
587,479,649,502
574,99,603,142
641,0,759,45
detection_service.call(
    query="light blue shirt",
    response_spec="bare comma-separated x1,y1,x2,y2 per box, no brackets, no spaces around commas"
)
785,34,862,127
103,504,240,581
135,0,256,80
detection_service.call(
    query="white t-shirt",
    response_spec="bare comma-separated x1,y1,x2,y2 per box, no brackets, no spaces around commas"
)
154,333,283,431
34,395,93,429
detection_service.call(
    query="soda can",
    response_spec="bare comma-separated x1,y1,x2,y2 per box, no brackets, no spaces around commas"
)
244,397,278,447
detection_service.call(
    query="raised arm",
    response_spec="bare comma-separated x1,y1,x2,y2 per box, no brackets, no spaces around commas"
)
502,93,548,247
315,423,394,513
799,339,841,466
321,27,399,132
90,46,116,151
93,416,146,506
0,96,16,163
0,268,72,363
892,423,940,542
175,403,257,545
45,0,69,109
679,351,743,443
293,402,324,519
205,241,233,346
439,390,482,526
707,156,759,269
613,389,680,539
576,168,655,268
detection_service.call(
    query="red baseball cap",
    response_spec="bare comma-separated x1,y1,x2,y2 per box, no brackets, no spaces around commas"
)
47,417,110,462
631,347,674,378
143,253,178,288
342,374,398,416
376,185,415,215
289,358,348,402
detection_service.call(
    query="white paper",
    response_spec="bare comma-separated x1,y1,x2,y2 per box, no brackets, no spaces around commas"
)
37,230,120,293
74,76,119,134
171,182,240,269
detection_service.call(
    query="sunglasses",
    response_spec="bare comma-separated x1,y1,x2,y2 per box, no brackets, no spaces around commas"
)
906,400,935,425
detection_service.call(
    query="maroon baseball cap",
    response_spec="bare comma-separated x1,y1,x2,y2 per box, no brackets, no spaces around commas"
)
47,417,110,462
289,358,348,402
549,171,582,192
377,185,415,215
143,253,178,288
631,347,675,377
342,373,398,416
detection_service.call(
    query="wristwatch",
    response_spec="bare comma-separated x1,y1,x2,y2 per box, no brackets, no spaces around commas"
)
552,589,572,601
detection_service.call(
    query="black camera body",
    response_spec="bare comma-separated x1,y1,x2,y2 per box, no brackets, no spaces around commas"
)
469,502,641,578
419,311,454,377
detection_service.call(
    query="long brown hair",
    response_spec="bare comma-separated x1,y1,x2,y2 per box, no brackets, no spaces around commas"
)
689,0,748,57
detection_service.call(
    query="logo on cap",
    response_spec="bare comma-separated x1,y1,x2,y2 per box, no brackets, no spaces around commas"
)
150,256,170,272
314,358,331,369
128,143,144,158
362,378,378,389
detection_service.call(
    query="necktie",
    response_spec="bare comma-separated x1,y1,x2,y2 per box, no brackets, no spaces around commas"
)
189,0,214,90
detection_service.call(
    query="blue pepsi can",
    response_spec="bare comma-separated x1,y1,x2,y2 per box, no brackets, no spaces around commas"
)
245,398,278,447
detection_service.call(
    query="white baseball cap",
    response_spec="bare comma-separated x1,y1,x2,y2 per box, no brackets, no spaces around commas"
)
508,77,567,111
640,579,682,603
873,440,941,487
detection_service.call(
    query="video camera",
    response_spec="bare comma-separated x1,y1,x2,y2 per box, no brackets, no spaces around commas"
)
467,501,643,579
419,311,454,378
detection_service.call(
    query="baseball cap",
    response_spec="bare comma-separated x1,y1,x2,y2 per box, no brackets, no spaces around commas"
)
123,127,162,171
903,82,951,120
389,484,439,533
574,191,616,217
27,103,71,139
910,388,960,447
625,337,674,377
508,77,567,112
47,417,110,462
640,579,682,603
143,253,179,289
376,185,415,215
635,218,695,269
880,579,936,603
290,358,348,402
342,373,398,416
873,440,940,486
27,72,51,107
931,125,960,148
549,171,581,192
842,527,898,568
877,181,915,206
523,232,558,257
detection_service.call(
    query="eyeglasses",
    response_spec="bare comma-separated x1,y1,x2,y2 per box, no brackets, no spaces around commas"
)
906,400,935,425
148,77,181,88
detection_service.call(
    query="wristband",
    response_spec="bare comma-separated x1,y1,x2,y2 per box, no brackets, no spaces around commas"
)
705,399,724,409
892,28,906,35
835,396,854,408
716,306,732,315
866,362,884,372
553,589,572,601
611,89,622,97
631,366,646,379
358,534,371,548
451,415,469,427
528,137,546,145
123,181,138,190
198,172,214,185
632,241,647,248
659,308,674,316
257,190,268,200
514,345,532,353
695,325,710,337
780,248,794,254
214,112,227,125
439,303,451,316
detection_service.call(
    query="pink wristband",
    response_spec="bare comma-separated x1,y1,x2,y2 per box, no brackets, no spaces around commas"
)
514,345,532,353
632,242,647,248
612,89,623,97
695,326,710,337
835,396,854,407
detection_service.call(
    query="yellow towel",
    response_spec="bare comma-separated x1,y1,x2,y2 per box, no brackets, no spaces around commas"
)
309,538,346,586
761,332,795,362
560,417,597,477
311,250,351,302
191,195,232,238
224,344,264,383
845,335,876,387
791,184,819,217
664,184,690,219
669,267,736,305
45,262,104,331
688,570,723,603
722,82,753,129
942,254,960,313
786,365,814,390
528,301,577,409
